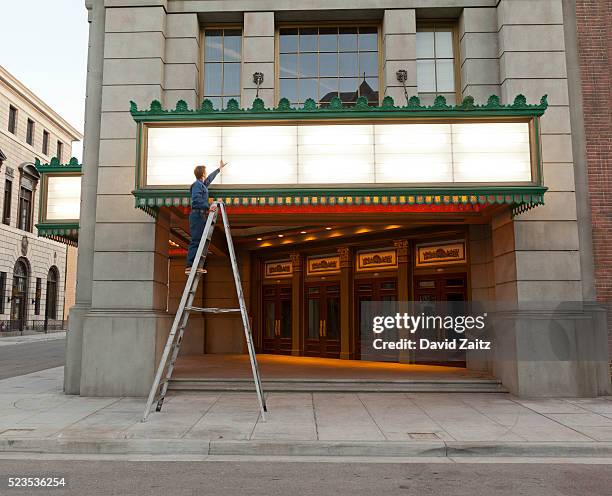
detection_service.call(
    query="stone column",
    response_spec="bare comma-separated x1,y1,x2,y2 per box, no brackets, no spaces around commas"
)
64,0,105,394
79,1,173,397
290,252,303,356
459,8,500,102
242,12,275,108
338,247,353,360
497,0,581,304
382,10,416,105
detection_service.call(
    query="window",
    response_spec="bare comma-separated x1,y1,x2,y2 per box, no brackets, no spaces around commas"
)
0,272,6,314
18,186,32,232
279,26,379,107
416,24,457,104
2,179,11,225
34,277,41,315
45,267,59,321
8,105,17,134
203,29,242,109
42,130,49,155
26,119,35,145
56,141,63,162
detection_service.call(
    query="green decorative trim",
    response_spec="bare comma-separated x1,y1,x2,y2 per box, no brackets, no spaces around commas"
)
34,157,82,174
36,223,79,247
129,94,548,122
132,186,547,211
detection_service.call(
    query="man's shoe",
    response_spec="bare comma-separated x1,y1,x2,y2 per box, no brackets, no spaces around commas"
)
185,267,207,275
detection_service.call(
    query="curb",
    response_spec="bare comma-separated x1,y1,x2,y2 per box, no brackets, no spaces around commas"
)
1,438,612,458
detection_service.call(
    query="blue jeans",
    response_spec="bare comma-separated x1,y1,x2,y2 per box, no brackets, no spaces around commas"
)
187,209,207,267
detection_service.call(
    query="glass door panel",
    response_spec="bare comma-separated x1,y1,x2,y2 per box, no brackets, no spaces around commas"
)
307,298,320,339
264,301,276,338
279,299,292,338
325,296,340,340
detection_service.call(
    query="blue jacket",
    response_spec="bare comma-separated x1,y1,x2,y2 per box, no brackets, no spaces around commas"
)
190,168,220,209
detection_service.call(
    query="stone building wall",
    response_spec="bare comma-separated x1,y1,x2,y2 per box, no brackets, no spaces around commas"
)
0,69,80,325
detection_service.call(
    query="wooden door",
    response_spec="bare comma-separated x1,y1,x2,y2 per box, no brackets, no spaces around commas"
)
304,283,341,358
413,273,467,366
262,284,292,354
355,278,398,359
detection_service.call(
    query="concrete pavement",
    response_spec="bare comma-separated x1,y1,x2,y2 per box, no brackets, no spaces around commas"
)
0,367,612,458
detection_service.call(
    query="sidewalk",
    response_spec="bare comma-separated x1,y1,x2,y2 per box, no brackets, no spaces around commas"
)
0,331,66,347
0,367,611,458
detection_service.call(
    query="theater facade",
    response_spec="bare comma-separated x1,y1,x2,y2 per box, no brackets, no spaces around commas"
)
58,0,610,398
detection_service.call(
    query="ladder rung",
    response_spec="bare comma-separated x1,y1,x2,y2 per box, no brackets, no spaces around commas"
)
185,306,241,314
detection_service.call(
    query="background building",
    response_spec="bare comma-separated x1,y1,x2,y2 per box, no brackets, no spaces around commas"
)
0,66,81,333
574,0,612,375
64,0,610,398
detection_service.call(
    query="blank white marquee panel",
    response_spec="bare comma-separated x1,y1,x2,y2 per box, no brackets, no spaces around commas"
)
145,121,532,187
46,176,81,221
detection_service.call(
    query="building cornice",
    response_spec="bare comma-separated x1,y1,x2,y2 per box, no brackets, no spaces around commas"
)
0,65,83,141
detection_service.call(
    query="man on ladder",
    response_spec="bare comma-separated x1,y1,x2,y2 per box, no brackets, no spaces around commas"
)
185,159,227,275
142,159,267,422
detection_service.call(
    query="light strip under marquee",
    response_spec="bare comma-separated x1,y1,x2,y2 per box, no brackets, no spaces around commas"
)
144,121,533,187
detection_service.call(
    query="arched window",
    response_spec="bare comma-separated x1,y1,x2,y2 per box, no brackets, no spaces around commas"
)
45,266,59,321
10,258,29,331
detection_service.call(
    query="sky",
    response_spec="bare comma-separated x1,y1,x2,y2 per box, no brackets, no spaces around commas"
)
1,0,89,160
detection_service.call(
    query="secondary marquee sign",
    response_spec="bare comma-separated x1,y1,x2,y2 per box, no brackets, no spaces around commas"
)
34,157,82,246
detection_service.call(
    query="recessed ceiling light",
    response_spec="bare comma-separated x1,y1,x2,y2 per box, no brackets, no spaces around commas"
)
278,234,284,238
256,237,262,241
325,227,332,230
300,231,307,234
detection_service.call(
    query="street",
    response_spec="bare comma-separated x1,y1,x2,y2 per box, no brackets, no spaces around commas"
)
0,339,65,380
0,458,611,495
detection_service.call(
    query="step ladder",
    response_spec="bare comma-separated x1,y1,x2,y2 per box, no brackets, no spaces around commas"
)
142,201,267,422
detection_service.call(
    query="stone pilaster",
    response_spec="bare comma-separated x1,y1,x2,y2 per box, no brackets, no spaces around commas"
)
290,252,303,356
382,9,416,106
338,246,353,360
165,13,200,108
497,0,581,304
242,12,275,107
64,0,105,394
459,8,500,102
79,1,172,396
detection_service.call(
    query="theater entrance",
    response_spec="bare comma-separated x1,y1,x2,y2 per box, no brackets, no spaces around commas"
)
355,278,398,358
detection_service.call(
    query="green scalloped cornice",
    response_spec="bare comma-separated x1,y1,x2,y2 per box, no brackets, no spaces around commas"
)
129,94,548,122
34,157,82,174
35,223,79,247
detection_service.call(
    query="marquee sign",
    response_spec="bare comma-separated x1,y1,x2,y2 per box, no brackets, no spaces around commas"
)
130,94,548,215
415,240,467,267
34,157,82,246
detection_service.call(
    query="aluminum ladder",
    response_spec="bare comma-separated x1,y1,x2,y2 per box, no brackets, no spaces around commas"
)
142,201,267,422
